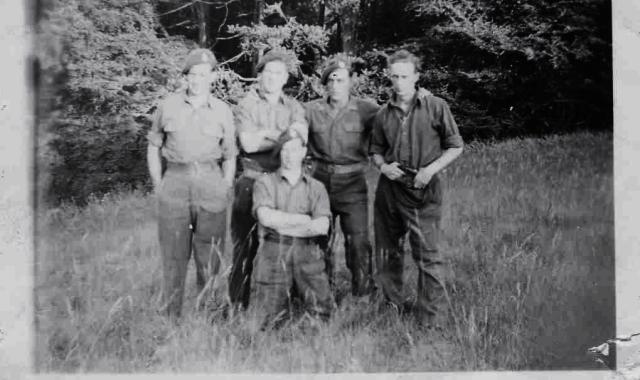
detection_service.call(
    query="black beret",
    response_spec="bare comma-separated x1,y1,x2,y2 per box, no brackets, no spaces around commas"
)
321,59,351,85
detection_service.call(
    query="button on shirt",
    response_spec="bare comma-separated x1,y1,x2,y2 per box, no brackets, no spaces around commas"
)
235,88,308,172
252,171,332,235
305,97,379,165
147,91,237,163
370,93,463,169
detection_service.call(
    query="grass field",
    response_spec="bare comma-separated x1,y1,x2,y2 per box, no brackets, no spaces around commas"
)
34,131,614,372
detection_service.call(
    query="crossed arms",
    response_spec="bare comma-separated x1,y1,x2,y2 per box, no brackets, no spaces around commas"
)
255,207,329,238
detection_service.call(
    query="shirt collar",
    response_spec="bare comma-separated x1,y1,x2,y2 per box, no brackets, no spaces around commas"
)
181,90,217,109
277,168,309,184
256,87,287,105
390,90,422,110
323,96,359,111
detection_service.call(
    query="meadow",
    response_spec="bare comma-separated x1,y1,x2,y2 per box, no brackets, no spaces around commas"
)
34,131,614,372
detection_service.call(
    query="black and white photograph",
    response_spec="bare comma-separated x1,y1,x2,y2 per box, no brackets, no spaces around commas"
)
1,0,639,377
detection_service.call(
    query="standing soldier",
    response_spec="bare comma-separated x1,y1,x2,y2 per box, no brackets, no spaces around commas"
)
250,131,334,328
229,50,308,309
147,48,237,320
304,58,379,297
370,50,463,326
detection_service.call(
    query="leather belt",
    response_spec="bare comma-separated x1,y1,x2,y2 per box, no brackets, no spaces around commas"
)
166,160,219,172
263,232,320,246
313,161,368,174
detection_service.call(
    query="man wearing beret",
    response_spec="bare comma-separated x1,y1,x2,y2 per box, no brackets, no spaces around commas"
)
304,58,380,297
229,50,309,309
250,131,334,328
147,48,237,320
370,50,463,326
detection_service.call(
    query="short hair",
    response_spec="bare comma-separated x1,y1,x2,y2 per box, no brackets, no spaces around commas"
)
387,49,421,72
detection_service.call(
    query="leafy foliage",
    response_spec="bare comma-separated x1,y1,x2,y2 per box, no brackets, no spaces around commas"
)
37,0,194,204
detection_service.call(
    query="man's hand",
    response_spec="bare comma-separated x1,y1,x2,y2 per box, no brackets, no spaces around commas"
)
414,165,436,189
381,162,405,180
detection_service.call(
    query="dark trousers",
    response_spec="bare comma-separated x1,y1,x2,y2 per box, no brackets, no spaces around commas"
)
250,239,334,327
373,175,446,320
228,175,259,307
312,168,373,296
157,170,227,319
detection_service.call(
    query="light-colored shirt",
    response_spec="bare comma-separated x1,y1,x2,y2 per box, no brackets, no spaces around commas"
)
235,88,308,173
147,90,237,164
252,170,331,235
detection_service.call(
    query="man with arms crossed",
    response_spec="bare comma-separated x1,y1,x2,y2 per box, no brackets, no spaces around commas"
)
147,48,237,320
304,58,379,297
251,131,334,328
370,50,463,326
229,50,308,309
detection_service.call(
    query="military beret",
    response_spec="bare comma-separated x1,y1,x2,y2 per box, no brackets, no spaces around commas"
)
321,59,352,85
256,50,291,73
182,48,217,74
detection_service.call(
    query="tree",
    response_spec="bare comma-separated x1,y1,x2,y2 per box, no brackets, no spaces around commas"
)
36,0,194,204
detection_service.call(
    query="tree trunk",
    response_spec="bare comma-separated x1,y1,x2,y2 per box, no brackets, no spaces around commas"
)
319,0,326,27
340,3,358,54
195,1,209,47
251,0,264,76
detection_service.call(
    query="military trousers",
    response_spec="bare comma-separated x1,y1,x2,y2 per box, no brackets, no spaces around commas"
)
373,175,447,321
312,167,373,296
157,163,228,319
228,175,260,308
250,237,334,327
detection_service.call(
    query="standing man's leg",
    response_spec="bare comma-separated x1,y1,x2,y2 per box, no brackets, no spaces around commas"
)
157,192,192,320
334,172,373,296
402,204,446,324
373,176,408,307
402,175,447,324
191,206,227,292
229,176,259,307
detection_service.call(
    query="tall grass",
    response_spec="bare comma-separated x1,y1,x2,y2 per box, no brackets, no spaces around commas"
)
34,132,614,372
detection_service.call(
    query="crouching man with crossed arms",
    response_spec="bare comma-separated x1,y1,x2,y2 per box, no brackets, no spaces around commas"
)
249,131,335,328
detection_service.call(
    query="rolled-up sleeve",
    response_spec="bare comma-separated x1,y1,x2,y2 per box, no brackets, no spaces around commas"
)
369,112,388,156
437,101,464,149
146,103,165,147
252,175,276,217
309,181,332,219
220,104,238,160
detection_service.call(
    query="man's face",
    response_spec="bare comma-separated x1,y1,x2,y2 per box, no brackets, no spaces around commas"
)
325,68,351,102
185,63,214,96
259,60,289,95
280,137,306,170
389,61,419,98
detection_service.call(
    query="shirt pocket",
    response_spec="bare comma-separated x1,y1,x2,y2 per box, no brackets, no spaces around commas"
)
200,121,224,140
342,112,364,133
162,116,181,132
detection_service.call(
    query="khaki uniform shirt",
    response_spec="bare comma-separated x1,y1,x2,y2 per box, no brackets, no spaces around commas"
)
147,91,237,163
235,88,308,173
252,170,332,236
305,97,379,165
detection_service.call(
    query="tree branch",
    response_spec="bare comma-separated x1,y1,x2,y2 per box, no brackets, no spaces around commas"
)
157,1,196,17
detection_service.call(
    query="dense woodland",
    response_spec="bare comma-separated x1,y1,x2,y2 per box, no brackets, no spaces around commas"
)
34,0,612,204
